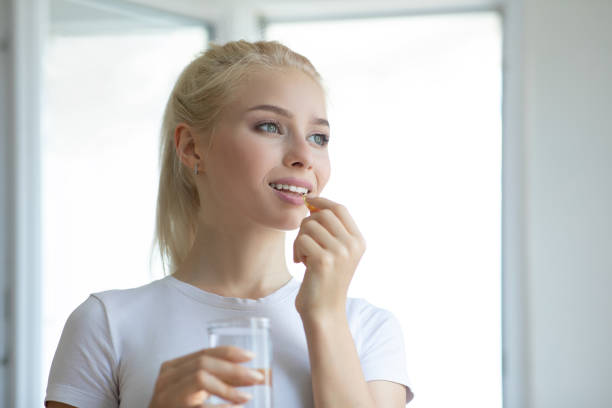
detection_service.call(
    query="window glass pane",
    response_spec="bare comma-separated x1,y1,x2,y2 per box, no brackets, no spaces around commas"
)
41,0,208,400
268,13,502,408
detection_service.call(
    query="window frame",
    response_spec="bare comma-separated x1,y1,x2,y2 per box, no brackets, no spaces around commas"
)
258,5,527,408
3,1,213,407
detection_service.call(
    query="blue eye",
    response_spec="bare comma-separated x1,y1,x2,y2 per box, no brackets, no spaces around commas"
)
256,121,281,134
309,133,330,147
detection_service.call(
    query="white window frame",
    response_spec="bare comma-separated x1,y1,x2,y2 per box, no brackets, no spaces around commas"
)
1,1,526,407
3,1,47,406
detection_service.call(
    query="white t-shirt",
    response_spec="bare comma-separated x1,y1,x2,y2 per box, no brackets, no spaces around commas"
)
46,275,412,407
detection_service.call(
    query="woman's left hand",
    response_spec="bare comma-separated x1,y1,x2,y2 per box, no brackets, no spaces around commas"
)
293,197,366,319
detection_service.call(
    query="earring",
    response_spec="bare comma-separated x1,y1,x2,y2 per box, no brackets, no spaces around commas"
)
194,163,198,175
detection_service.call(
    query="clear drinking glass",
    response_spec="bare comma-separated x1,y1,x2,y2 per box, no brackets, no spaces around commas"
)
207,317,273,407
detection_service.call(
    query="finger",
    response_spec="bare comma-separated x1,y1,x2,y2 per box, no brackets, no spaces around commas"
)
156,347,256,391
293,236,300,263
201,403,245,408
174,368,253,405
304,211,365,259
305,197,362,238
185,355,265,387
165,346,254,370
299,218,341,252
303,209,350,240
294,233,324,265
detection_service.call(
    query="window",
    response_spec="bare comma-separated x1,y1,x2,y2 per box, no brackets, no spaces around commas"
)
41,0,208,402
269,13,503,407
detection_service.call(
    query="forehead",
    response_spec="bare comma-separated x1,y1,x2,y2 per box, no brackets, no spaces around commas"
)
229,68,327,119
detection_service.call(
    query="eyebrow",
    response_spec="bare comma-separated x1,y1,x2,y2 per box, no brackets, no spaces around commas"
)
247,104,330,128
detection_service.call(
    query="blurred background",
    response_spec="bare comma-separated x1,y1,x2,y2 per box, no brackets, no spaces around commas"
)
1,0,610,407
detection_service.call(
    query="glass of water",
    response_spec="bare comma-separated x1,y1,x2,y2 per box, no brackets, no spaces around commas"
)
207,317,272,407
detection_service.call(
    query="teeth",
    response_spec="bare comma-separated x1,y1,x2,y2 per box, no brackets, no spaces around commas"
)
270,183,310,195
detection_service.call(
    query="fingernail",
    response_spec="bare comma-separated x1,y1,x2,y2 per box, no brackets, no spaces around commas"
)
248,369,265,382
236,390,253,401
242,350,256,359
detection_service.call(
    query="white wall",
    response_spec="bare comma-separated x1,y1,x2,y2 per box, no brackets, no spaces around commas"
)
523,0,612,406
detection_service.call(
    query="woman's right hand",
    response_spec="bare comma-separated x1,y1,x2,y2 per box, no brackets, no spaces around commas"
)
148,345,265,408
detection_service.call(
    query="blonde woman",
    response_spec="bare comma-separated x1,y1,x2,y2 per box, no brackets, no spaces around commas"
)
46,40,413,408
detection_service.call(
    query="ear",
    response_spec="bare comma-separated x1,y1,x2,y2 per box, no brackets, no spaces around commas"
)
174,123,203,173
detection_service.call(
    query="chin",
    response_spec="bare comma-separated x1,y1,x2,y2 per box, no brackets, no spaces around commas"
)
269,211,306,231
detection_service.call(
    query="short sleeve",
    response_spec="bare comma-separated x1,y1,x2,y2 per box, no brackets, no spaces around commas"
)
357,306,413,404
45,295,119,408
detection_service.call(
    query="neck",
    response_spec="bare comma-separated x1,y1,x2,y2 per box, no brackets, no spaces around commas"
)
173,220,293,299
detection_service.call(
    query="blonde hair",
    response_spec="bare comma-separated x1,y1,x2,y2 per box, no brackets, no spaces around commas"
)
153,40,322,275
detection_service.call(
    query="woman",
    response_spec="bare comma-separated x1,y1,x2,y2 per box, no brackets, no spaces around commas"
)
46,40,413,407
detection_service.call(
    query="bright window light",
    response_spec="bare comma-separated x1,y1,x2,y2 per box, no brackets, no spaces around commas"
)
269,13,502,408
41,6,207,402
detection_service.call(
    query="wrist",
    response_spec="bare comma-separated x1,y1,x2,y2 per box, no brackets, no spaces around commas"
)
298,307,346,329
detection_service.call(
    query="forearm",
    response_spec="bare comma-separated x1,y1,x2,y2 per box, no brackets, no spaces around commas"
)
301,311,376,408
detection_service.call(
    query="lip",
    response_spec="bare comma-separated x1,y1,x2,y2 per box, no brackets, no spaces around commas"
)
272,188,306,206
269,177,314,193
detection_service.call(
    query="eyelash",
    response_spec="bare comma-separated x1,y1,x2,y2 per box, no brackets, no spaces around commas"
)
255,121,330,147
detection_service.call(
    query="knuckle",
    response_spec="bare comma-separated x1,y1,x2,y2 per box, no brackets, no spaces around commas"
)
197,355,209,369
317,253,334,268
299,220,311,231
219,382,233,398
333,203,346,213
348,240,362,254
338,245,351,259
321,208,334,218
195,369,209,386
302,218,316,229
154,374,168,391
239,366,260,384
301,215,316,226
237,366,252,383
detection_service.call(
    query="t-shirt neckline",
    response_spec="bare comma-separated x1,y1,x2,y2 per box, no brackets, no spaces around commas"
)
163,274,300,310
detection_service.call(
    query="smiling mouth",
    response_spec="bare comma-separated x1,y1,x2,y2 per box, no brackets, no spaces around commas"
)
269,183,311,196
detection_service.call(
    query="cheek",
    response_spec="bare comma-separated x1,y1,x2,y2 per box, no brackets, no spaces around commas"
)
317,155,331,191
220,140,270,184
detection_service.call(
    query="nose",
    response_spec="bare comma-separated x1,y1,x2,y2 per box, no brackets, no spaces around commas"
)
283,133,313,170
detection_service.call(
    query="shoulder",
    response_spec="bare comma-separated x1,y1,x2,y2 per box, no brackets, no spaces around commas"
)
61,294,109,342
345,297,405,349
62,276,167,327
64,277,172,338
346,297,399,329
91,276,169,306
87,277,171,318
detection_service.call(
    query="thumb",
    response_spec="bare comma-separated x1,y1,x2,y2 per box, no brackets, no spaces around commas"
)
293,238,299,263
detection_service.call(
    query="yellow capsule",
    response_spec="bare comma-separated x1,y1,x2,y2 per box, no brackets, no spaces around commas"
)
302,195,319,212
